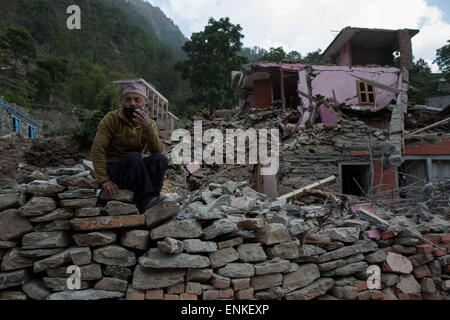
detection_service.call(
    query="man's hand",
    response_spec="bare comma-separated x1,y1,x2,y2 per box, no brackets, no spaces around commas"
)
132,108,150,128
101,180,120,198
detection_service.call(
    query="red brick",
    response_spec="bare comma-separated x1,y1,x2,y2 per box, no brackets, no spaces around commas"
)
354,281,368,292
145,289,163,300
126,292,145,300
416,245,434,254
163,294,179,300
350,151,367,156
397,293,422,300
235,288,254,300
167,283,184,294
423,235,440,245
413,265,431,279
442,265,450,273
440,234,450,243
433,248,447,257
382,230,398,240
180,293,198,300
220,289,234,299
370,291,384,300
382,247,393,254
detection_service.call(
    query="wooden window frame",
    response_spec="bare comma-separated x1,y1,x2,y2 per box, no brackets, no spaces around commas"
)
356,80,376,105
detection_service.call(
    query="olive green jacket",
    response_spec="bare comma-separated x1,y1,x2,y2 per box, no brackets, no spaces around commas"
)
90,109,162,184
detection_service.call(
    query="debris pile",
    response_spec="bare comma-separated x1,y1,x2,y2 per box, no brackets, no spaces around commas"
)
0,164,448,300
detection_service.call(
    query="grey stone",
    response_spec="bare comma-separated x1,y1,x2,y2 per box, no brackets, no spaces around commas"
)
60,198,98,208
34,220,71,232
322,262,369,277
144,200,180,227
47,167,86,176
267,214,290,225
328,228,360,243
99,189,134,203
0,193,19,211
183,239,217,253
1,248,36,271
333,276,356,287
0,241,17,249
138,248,210,269
132,265,185,290
22,231,73,249
103,201,138,216
157,238,184,254
30,208,73,223
26,180,65,196
56,176,99,189
285,278,334,300
19,197,57,217
254,286,285,300
22,279,51,300
317,240,378,263
93,245,136,267
0,291,27,300
409,253,434,267
254,259,291,275
393,237,421,246
325,242,345,251
46,289,124,300
33,249,72,273
42,277,90,291
298,244,326,258
217,237,243,249
0,209,33,241
251,273,283,291
186,282,203,295
80,264,102,281
212,274,231,289
103,266,132,280
364,250,387,264
0,269,31,289
289,222,313,236
73,231,117,247
217,263,255,278
339,220,370,232
176,212,227,221
256,223,291,245
203,219,238,240
318,259,347,272
150,220,203,240
428,260,442,278
94,277,128,292
266,241,300,260
75,207,101,217
186,268,213,282
208,247,239,269
282,264,320,292
70,247,92,266
392,245,417,255
121,230,150,251
344,254,365,264
381,273,400,286
330,286,358,300
23,171,48,184
57,189,96,200
237,243,267,263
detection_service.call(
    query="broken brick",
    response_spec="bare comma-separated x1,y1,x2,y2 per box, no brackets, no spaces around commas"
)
163,294,179,300
220,288,234,299
167,283,184,294
433,248,447,257
235,288,253,300
354,281,368,292
413,265,431,279
180,293,198,300
416,245,434,254
145,289,163,300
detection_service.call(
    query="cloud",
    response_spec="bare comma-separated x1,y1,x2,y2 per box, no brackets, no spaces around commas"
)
149,0,449,72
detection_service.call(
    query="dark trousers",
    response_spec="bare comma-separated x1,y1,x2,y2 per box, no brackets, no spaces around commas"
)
106,152,168,211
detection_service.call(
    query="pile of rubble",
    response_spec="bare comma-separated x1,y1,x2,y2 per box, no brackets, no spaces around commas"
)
0,164,449,300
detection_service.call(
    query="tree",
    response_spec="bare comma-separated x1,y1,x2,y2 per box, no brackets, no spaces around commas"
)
410,58,440,105
434,40,450,80
175,17,248,111
286,50,301,60
303,49,322,64
0,26,37,77
259,47,286,62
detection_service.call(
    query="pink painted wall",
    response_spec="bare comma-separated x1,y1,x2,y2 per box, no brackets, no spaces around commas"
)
298,66,401,111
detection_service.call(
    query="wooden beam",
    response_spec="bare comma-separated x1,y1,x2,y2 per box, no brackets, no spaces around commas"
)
276,175,337,200
405,117,450,138
280,69,286,113
350,74,400,94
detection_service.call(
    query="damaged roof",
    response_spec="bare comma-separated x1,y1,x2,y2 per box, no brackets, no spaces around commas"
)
321,27,420,62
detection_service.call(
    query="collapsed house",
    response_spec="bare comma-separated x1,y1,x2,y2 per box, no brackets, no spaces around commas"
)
231,27,450,203
0,96,42,139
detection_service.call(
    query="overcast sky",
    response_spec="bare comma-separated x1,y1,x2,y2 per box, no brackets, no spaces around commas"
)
148,0,450,72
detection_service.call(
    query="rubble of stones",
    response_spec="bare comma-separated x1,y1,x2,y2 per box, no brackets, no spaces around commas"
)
0,164,449,301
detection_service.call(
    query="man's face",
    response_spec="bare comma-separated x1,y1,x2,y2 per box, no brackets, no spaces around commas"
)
121,93,148,110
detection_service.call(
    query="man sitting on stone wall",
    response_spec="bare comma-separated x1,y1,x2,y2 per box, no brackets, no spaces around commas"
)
91,82,168,213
